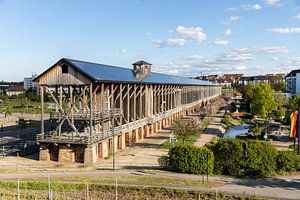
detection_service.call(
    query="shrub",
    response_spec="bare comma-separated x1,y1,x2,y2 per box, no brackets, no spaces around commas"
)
211,138,244,176
158,156,170,169
244,140,278,177
221,114,231,127
211,139,278,177
168,145,214,175
276,151,300,173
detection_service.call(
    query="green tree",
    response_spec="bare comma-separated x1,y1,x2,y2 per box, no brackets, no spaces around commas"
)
288,94,300,110
273,92,286,109
20,98,30,113
249,83,276,119
241,84,255,111
269,76,285,92
0,104,13,121
172,119,200,144
0,94,8,101
250,123,263,135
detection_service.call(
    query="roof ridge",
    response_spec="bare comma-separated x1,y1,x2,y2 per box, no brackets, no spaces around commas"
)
64,58,205,80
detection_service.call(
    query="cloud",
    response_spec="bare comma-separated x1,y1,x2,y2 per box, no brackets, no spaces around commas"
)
145,32,152,36
224,29,232,36
276,57,300,70
213,39,231,46
242,4,262,10
152,46,290,77
152,38,186,48
176,26,207,42
228,16,240,22
225,7,238,11
264,0,279,5
185,55,204,61
292,14,300,19
234,65,247,70
267,27,300,33
212,46,288,64
115,48,127,53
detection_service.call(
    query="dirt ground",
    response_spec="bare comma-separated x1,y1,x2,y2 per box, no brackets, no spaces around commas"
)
0,128,172,171
96,129,171,169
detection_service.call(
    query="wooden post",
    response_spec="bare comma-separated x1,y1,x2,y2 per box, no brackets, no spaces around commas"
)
133,85,137,121
111,84,116,170
59,85,63,136
90,83,93,136
40,85,44,134
127,84,130,123
120,84,123,126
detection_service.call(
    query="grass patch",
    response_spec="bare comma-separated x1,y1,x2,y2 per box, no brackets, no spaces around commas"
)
221,113,242,127
42,175,222,188
160,134,200,149
0,179,264,200
201,117,212,130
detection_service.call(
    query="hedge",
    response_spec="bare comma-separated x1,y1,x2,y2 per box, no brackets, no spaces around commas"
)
276,151,300,173
211,139,278,177
160,138,300,177
168,145,214,175
211,138,244,176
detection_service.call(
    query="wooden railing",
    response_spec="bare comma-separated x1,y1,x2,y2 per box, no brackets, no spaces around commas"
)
50,109,121,121
37,94,220,145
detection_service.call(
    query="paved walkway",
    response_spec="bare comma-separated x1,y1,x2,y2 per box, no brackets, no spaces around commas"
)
97,129,170,169
194,110,226,147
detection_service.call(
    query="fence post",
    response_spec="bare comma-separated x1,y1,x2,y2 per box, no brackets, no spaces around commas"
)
86,184,89,200
115,178,118,200
17,179,20,200
48,173,52,200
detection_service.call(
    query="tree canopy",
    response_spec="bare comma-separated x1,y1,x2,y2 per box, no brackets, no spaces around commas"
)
172,119,200,144
288,94,300,110
245,83,277,118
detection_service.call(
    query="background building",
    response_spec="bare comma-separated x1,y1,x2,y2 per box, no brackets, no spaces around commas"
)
24,73,38,90
286,69,300,94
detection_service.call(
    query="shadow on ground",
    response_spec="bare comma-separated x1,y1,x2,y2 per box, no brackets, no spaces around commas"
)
231,177,300,191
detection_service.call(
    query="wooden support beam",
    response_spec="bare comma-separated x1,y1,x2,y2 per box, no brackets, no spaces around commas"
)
40,85,44,134
90,83,93,136
127,84,130,123
59,85,63,136
133,84,137,121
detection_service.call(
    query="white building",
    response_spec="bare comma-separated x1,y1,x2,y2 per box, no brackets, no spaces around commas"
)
24,74,38,90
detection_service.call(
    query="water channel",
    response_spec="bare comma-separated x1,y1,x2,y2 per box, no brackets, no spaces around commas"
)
223,124,251,138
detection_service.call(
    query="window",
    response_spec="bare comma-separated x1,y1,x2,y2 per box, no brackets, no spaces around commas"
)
61,64,68,74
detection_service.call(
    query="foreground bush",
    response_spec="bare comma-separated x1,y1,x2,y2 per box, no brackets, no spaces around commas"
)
211,138,244,176
244,140,278,177
211,139,278,177
160,138,300,178
276,151,300,173
167,145,214,175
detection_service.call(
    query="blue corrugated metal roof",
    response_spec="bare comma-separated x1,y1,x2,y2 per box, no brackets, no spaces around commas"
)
40,58,218,86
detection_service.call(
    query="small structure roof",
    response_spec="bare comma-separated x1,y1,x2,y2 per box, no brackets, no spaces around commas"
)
132,60,152,66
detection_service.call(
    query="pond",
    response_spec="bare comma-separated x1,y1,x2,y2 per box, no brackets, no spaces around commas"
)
223,124,251,138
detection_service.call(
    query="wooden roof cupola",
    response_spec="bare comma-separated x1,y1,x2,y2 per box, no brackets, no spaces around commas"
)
132,60,152,81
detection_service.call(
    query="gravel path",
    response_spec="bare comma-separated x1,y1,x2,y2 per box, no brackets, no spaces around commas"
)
194,110,226,147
